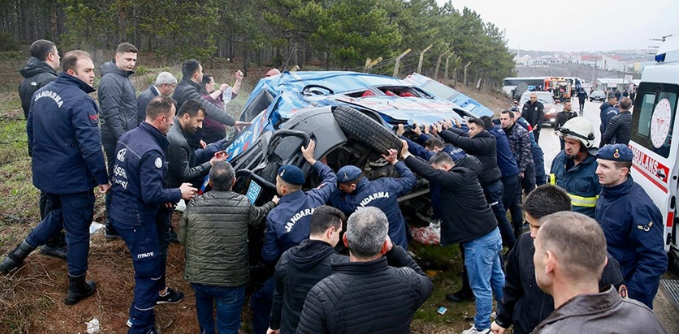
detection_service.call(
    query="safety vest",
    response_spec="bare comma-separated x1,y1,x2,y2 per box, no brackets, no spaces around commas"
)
549,152,601,218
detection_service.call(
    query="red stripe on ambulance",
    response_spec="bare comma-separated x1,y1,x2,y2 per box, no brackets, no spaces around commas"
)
629,145,669,192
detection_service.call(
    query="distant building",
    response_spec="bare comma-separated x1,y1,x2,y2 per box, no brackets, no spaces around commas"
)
578,55,602,67
601,55,626,72
514,55,532,66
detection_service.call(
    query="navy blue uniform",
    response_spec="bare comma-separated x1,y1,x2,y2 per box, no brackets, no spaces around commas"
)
595,177,667,309
261,161,337,263
24,73,108,277
251,161,337,334
110,122,181,334
331,161,416,249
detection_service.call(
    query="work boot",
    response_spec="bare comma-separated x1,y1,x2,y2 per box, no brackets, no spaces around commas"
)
0,240,37,275
446,289,476,302
64,274,97,305
40,244,67,260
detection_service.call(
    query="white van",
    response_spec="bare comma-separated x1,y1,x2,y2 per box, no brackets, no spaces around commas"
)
629,37,679,262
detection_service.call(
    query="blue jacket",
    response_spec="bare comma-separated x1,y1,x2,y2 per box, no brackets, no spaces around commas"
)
595,177,667,309
487,125,520,178
549,151,600,218
261,162,337,263
601,107,620,136
110,122,182,225
27,73,108,194
331,161,416,249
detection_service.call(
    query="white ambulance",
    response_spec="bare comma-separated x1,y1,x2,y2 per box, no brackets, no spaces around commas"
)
629,36,679,262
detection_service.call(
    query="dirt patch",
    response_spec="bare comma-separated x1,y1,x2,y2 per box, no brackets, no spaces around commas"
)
0,213,198,333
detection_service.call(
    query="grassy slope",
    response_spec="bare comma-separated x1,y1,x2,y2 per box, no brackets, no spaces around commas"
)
0,55,505,332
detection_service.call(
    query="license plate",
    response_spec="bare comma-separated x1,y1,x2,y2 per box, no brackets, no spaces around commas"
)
246,180,262,205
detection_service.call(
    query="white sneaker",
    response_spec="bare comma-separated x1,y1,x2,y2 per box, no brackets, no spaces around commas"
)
462,325,490,334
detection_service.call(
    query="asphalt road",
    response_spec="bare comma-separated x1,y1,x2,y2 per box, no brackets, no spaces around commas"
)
536,100,679,332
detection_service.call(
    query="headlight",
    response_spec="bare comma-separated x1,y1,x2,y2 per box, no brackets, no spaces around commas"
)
548,108,556,114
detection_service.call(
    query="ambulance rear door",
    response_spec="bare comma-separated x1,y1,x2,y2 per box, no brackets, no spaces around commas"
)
629,77,679,256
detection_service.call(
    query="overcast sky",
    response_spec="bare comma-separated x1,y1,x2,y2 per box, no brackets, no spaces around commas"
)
437,0,678,52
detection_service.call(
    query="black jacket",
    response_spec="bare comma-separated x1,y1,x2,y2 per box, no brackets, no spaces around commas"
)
555,111,576,130
522,101,544,129
166,117,211,188
601,111,632,147
98,60,137,142
172,78,236,126
496,234,626,334
270,240,348,334
19,57,57,119
136,85,160,125
295,246,432,334
404,155,497,246
440,128,502,186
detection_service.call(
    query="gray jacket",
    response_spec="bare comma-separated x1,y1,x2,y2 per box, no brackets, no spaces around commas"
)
136,85,159,125
179,190,275,287
533,285,667,334
98,60,137,142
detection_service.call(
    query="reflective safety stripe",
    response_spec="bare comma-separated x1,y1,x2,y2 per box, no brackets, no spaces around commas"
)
569,193,598,208
549,174,556,185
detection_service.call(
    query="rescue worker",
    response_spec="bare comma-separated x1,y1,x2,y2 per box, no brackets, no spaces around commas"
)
110,96,197,334
1,51,110,305
595,144,667,309
576,89,587,115
521,92,544,143
549,117,599,218
18,39,66,259
331,150,416,250
251,140,337,334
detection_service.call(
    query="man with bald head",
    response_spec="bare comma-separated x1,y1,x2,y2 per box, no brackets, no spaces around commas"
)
531,211,666,333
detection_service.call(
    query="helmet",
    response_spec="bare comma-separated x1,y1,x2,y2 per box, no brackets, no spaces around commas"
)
559,117,595,149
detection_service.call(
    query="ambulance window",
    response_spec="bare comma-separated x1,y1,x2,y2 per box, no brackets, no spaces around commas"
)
631,83,679,158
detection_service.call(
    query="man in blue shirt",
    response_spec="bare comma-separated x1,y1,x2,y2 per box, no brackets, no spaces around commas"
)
251,140,337,334
331,150,416,249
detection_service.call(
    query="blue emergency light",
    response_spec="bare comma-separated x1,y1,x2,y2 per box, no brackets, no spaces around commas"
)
655,53,666,63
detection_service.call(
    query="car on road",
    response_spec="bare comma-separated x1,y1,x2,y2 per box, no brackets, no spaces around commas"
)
216,71,472,265
589,90,606,102
519,91,562,127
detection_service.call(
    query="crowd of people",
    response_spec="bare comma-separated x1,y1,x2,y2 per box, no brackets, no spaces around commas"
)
0,39,671,334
